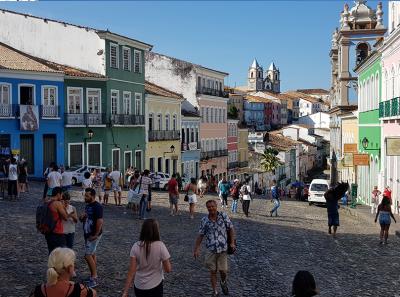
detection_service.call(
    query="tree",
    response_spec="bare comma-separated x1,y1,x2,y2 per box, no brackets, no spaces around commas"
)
260,147,280,173
227,105,238,119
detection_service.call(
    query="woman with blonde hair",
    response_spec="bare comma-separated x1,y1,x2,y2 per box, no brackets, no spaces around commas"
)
122,219,171,297
30,247,96,297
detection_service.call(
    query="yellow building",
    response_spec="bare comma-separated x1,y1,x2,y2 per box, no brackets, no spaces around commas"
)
237,126,250,181
145,82,184,176
339,111,358,184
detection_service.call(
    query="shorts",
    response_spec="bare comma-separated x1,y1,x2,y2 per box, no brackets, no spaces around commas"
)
328,212,339,227
62,185,72,192
94,186,102,196
103,188,111,195
379,213,391,226
189,194,197,204
112,183,121,192
204,251,228,272
85,234,102,255
169,194,179,205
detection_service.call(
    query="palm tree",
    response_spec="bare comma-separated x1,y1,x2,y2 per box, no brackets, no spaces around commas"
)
260,147,280,173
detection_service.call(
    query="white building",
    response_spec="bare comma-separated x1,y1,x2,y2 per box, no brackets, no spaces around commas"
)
296,112,330,129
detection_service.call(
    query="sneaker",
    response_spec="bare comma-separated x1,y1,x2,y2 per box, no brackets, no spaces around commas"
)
87,277,98,288
220,280,229,295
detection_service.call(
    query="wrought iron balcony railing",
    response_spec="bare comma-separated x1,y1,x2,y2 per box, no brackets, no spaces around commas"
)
149,130,180,141
111,114,144,126
40,105,59,118
228,161,239,169
200,149,228,160
0,104,16,117
197,87,229,98
64,113,106,126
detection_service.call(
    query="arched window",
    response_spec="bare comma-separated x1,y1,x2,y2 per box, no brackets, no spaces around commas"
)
149,113,154,131
391,66,395,99
251,72,254,78
371,75,375,110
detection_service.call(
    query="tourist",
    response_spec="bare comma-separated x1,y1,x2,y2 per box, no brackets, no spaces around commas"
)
193,200,235,297
82,171,93,190
29,247,96,297
185,177,199,219
292,270,318,297
44,187,69,254
198,176,208,199
61,166,73,192
122,219,171,297
18,158,28,193
218,177,230,208
375,196,397,245
92,168,103,203
47,165,62,197
7,157,18,200
102,167,112,205
324,182,349,237
230,179,241,213
383,186,392,205
270,180,281,217
110,165,122,206
79,188,104,288
167,173,180,216
240,179,252,217
138,170,153,220
371,185,381,214
61,191,77,249
154,172,161,191
43,162,55,200
128,171,141,215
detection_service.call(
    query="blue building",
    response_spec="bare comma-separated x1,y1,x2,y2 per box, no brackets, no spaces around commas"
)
181,101,201,179
0,43,65,178
243,99,265,131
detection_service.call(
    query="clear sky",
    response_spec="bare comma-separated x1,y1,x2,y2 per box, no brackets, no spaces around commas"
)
0,1,387,91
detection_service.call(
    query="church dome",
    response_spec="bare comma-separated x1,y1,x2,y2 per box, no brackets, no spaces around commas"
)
349,0,376,24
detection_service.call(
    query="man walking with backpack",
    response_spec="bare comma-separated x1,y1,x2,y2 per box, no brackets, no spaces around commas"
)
270,180,281,217
37,186,69,253
240,179,252,217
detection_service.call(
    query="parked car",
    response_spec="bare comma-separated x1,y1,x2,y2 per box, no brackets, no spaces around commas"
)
67,165,106,185
149,172,171,190
308,179,329,205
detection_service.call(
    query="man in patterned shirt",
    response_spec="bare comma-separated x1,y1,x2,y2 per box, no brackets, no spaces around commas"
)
193,200,236,297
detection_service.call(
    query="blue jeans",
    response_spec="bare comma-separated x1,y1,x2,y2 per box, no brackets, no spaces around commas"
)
271,199,280,215
139,195,149,219
231,199,238,213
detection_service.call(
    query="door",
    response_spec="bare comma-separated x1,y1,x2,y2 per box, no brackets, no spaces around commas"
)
135,151,142,172
112,149,120,170
124,151,132,172
20,134,34,174
43,134,56,174
88,143,101,166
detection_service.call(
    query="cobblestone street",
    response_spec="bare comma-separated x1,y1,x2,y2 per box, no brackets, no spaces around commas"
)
1,182,400,297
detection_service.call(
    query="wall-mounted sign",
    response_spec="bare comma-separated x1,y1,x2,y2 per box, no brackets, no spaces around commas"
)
188,142,198,151
344,143,358,154
343,153,353,167
386,137,400,156
353,154,369,166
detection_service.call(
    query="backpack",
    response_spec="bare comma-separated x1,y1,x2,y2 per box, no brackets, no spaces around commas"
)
241,185,249,195
230,185,238,197
36,201,57,234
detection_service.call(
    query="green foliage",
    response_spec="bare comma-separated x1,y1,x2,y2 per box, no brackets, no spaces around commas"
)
228,105,238,119
260,147,280,173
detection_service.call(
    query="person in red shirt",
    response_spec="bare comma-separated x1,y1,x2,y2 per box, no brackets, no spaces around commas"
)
383,186,392,205
167,174,180,216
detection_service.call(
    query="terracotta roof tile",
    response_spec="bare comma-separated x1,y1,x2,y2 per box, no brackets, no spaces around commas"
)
296,88,329,95
145,81,184,100
265,132,300,151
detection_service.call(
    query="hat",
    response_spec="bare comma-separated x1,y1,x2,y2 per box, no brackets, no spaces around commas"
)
234,179,239,183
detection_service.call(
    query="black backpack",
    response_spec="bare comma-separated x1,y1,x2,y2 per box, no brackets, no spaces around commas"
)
36,201,57,234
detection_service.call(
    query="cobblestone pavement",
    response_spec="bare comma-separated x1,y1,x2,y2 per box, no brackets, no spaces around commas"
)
1,183,400,297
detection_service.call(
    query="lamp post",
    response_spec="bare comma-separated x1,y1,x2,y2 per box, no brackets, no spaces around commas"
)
362,137,369,150
83,129,94,166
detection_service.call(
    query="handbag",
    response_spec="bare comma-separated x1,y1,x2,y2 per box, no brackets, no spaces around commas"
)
128,178,142,204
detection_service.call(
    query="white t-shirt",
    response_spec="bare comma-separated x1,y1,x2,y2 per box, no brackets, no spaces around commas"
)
8,164,18,181
242,185,252,200
63,205,76,234
61,171,73,187
130,241,170,290
82,178,92,189
47,171,62,188
109,170,121,184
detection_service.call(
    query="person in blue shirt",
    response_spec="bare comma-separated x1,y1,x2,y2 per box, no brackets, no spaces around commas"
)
218,177,231,208
270,180,281,217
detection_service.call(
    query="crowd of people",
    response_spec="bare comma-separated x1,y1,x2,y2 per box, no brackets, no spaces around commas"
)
1,156,29,200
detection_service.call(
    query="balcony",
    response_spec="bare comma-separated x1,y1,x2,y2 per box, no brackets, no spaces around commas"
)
200,149,228,160
238,161,248,168
149,130,180,141
181,142,200,151
64,113,106,126
380,97,400,118
111,114,144,126
40,105,59,118
0,104,16,117
228,161,239,169
197,87,229,98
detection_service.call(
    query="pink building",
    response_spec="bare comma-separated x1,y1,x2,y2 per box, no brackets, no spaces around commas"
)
227,118,239,179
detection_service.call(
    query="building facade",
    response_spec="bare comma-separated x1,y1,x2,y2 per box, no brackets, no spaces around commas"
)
227,118,239,180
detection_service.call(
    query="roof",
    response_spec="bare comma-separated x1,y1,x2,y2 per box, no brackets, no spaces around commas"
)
266,132,299,151
282,91,320,103
268,62,278,71
0,42,105,78
145,81,184,100
296,89,329,95
329,105,358,114
297,138,318,147
251,58,260,69
97,30,153,50
245,94,274,104
181,109,201,118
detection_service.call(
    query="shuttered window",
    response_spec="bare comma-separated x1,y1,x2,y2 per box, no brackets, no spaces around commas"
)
110,43,119,68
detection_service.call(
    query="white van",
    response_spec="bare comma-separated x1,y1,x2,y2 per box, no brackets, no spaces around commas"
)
308,179,330,205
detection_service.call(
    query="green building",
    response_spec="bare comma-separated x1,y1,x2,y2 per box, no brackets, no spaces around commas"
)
64,31,152,173
354,49,382,205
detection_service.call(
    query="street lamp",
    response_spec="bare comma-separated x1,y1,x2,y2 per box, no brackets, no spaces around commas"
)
163,145,175,156
361,137,369,150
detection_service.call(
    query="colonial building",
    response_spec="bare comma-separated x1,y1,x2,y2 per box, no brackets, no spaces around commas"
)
145,52,229,180
247,59,280,93
237,125,250,181
144,82,183,177
227,118,239,180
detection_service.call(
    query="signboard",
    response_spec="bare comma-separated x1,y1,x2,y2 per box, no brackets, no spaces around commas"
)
343,153,353,167
11,149,20,156
344,143,358,154
188,142,198,151
20,105,39,131
386,137,400,156
353,154,369,166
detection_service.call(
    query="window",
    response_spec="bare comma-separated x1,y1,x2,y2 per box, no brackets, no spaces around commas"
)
87,89,101,113
123,91,131,115
222,108,226,123
135,93,142,115
68,88,83,114
87,143,101,166
157,114,162,130
122,47,131,71
186,127,190,143
111,90,119,115
43,86,57,107
134,50,142,73
172,114,177,131
150,157,155,172
195,128,199,143
206,107,209,123
149,113,154,131
20,85,34,105
165,114,170,131
135,150,142,171
210,108,214,123
112,149,120,170
68,143,83,167
191,128,194,142
197,76,202,91
201,107,205,123
165,159,170,174
0,84,10,105
110,43,119,69
157,157,162,172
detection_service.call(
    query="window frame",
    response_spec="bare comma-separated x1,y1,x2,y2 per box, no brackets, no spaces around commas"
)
123,91,132,115
18,83,36,105
86,88,102,114
122,46,131,71
41,85,58,107
67,87,83,114
0,83,11,105
111,89,120,115
134,50,142,73
135,93,142,115
86,142,103,167
110,43,119,69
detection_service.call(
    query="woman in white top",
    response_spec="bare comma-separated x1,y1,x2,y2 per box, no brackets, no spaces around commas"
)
8,157,18,199
61,192,78,249
185,178,199,219
122,219,171,297
241,180,252,217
